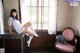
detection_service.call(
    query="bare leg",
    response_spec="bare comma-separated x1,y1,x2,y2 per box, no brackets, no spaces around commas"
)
30,25,39,37
23,22,38,47
23,22,38,37
27,35,33,47
25,30,34,36
23,22,31,32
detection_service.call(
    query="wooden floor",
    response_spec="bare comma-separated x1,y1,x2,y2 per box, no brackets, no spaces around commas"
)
26,48,54,53
26,50,53,53
4,47,79,53
5,48,54,53
26,51,53,53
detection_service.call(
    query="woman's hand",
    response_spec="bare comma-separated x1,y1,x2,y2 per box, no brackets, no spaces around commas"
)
12,32,16,34
10,32,16,34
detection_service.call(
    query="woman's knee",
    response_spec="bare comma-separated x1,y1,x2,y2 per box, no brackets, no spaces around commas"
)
28,22,32,25
26,22,32,26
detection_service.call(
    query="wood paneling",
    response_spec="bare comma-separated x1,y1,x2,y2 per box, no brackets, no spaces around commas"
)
25,30,56,48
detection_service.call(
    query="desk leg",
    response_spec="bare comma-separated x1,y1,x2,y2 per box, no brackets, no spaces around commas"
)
21,35,25,53
3,39,5,48
3,39,5,53
21,37,23,53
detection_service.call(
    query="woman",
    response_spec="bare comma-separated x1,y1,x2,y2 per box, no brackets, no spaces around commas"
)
8,9,38,47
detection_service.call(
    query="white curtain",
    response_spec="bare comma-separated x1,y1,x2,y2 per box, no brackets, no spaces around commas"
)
0,0,4,33
48,0,57,35
20,0,30,25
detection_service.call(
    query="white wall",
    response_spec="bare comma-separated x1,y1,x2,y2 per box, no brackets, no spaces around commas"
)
3,0,19,30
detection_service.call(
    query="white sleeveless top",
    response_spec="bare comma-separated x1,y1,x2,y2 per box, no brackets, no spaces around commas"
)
8,17,25,34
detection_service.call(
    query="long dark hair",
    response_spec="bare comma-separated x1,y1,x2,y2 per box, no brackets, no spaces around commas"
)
10,9,19,20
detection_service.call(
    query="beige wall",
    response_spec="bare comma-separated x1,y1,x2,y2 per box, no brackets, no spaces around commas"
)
57,0,70,31
70,7,80,35
3,0,19,30
57,0,80,35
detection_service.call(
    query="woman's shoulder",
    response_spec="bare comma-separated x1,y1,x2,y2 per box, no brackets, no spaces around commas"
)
8,17,14,22
9,17,12,18
9,17,13,20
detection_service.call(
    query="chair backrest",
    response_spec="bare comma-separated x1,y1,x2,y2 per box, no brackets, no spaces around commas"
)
62,27,75,41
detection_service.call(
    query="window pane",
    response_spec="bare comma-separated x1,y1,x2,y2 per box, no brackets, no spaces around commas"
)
32,23,37,29
38,7,41,23
43,8,48,22
26,0,30,6
44,0,49,6
42,23,48,30
39,0,41,6
30,0,49,30
31,8,37,22
38,23,41,29
41,7,44,23
31,0,37,6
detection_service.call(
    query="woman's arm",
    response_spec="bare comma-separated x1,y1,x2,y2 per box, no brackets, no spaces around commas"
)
9,26,12,34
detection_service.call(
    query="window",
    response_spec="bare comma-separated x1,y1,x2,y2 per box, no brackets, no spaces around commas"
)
20,0,57,34
28,0,49,30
